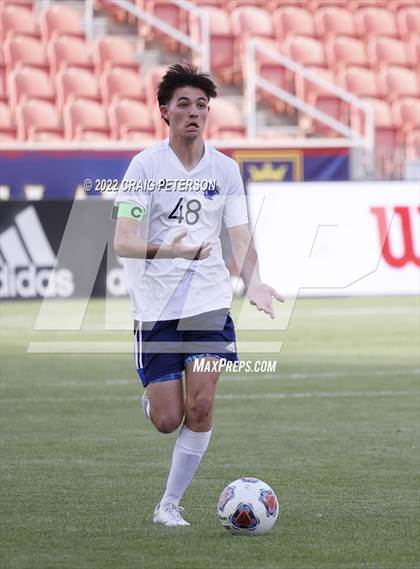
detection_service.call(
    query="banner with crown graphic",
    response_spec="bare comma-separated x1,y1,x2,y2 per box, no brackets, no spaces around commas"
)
0,145,349,200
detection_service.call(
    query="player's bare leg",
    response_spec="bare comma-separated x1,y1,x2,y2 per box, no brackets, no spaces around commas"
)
146,380,184,434
153,357,221,526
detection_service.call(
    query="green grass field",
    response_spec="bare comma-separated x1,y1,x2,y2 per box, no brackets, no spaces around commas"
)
1,296,419,569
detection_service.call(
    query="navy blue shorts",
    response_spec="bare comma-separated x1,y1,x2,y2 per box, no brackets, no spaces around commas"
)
133,308,238,387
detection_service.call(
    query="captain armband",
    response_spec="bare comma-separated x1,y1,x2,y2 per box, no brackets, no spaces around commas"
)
112,203,146,221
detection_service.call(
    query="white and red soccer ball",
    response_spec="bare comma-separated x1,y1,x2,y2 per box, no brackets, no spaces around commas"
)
217,477,279,536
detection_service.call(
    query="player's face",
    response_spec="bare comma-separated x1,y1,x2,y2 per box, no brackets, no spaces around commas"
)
161,87,209,139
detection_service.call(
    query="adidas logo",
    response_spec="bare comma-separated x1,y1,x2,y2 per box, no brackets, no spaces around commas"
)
0,206,74,299
226,342,236,353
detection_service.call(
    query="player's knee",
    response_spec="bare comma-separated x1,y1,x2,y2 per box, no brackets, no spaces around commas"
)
153,414,183,434
186,396,212,424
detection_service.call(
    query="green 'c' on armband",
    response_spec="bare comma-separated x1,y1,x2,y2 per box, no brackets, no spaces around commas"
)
116,203,146,220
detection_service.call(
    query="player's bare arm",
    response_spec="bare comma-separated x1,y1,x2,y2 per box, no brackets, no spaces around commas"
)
114,216,212,260
228,223,284,319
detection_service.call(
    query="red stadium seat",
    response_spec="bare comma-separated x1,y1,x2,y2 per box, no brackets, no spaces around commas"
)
367,37,409,70
406,35,420,67
206,98,245,139
8,66,54,110
285,36,326,67
93,36,139,72
189,6,236,81
231,6,274,38
363,97,399,172
4,35,48,72
0,5,38,40
108,99,156,140
15,99,63,140
397,6,420,38
64,98,111,140
0,101,16,138
100,67,146,106
139,0,186,51
273,6,316,40
392,97,420,135
56,68,100,110
296,66,337,105
326,36,368,70
48,36,94,75
355,7,399,37
2,0,34,10
339,66,379,98
40,4,84,42
380,66,419,101
315,6,356,38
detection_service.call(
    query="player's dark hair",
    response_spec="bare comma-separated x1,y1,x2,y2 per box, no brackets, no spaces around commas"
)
157,62,217,125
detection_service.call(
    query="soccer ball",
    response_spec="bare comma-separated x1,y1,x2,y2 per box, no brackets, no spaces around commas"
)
217,477,279,536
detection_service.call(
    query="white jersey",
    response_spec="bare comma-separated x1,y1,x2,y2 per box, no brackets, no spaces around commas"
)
115,139,248,322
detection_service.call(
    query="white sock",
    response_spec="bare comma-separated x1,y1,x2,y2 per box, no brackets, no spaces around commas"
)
160,425,212,507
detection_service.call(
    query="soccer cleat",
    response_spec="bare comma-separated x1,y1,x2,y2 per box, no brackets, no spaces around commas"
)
153,503,191,527
141,390,150,420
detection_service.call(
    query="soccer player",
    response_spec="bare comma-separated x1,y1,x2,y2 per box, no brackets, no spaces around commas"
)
113,63,283,527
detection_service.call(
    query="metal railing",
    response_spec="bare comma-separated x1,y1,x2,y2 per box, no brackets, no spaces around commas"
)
245,39,375,150
84,0,209,70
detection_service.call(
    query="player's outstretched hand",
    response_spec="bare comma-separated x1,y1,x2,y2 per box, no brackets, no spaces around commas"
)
170,230,213,260
247,283,285,319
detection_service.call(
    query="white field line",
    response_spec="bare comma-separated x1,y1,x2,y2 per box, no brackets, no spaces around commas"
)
300,307,418,317
0,390,413,405
0,367,417,390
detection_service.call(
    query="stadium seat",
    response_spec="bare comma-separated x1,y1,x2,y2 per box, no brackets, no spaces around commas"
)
284,36,326,67
139,0,186,51
64,98,111,140
355,7,399,37
315,6,356,38
362,97,399,174
40,4,84,42
15,99,63,140
231,6,274,39
0,101,16,138
406,35,420,68
93,36,139,72
48,36,94,75
380,66,419,101
3,35,48,72
397,6,420,38
144,66,167,111
367,37,409,70
100,67,146,106
206,98,245,139
2,0,34,10
273,6,316,40
0,63,7,102
0,5,38,40
108,99,156,140
8,66,54,111
326,36,368,70
56,68,100,110
189,6,236,81
339,66,379,98
296,66,337,105
392,97,420,137
349,1,388,11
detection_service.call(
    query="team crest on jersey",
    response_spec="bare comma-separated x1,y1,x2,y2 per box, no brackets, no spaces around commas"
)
218,486,235,512
203,183,221,200
259,490,278,517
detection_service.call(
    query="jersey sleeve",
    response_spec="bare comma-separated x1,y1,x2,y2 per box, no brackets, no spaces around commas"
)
223,161,249,228
114,155,150,214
